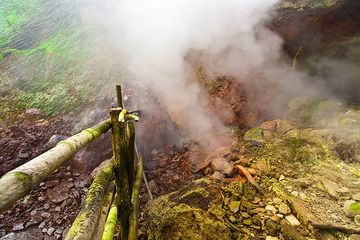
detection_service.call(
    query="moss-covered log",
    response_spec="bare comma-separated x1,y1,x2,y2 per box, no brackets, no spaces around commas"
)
128,150,143,240
102,193,120,240
0,119,111,213
65,166,113,240
92,183,115,240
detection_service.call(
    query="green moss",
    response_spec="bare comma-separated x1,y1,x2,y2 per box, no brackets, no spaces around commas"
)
349,202,360,212
145,178,231,240
66,166,113,239
16,83,91,116
0,0,44,48
244,127,265,143
254,135,327,165
8,172,32,192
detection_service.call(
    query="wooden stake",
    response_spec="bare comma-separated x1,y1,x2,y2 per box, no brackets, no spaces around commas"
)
102,193,120,240
110,109,130,240
128,146,144,240
116,85,123,108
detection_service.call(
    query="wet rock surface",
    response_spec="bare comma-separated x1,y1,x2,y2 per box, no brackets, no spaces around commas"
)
143,178,311,240
0,117,74,176
0,166,89,239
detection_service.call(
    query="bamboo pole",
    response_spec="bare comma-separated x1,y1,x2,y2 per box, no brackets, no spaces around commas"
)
110,109,131,240
65,166,113,240
128,145,144,240
116,85,123,108
0,119,111,213
127,122,135,195
92,183,115,240
102,193,120,240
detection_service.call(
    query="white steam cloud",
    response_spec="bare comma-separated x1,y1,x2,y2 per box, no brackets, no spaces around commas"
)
79,0,319,145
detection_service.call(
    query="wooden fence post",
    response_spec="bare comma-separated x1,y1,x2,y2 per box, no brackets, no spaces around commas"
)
110,108,131,240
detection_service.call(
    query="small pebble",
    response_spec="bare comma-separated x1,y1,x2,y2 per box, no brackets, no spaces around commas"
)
12,223,24,231
41,212,51,218
265,205,277,213
38,221,46,229
47,227,56,236
291,191,299,197
273,198,282,205
285,215,301,226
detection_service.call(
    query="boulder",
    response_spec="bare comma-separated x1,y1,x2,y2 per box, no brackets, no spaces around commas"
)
144,178,231,240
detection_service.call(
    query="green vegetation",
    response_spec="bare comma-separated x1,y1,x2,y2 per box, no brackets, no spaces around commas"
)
0,1,98,119
16,84,91,116
0,0,44,47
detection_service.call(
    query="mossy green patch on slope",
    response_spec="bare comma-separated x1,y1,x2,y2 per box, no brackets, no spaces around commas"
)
0,0,44,48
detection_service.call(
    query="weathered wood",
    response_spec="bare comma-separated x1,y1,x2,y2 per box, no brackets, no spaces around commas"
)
116,85,123,108
102,193,119,240
0,119,111,213
110,109,131,240
128,146,144,240
127,122,135,195
65,166,113,240
92,183,115,240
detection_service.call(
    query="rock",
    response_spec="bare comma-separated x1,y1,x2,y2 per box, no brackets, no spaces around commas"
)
144,178,232,239
260,120,279,131
38,221,46,229
285,215,301,226
211,171,224,181
211,158,233,175
244,128,265,143
55,207,61,212
189,150,208,173
44,203,50,210
30,210,37,216
18,151,30,159
350,234,360,240
266,237,279,240
265,219,279,236
47,182,72,203
243,219,252,226
336,187,350,194
355,215,360,226
62,227,70,239
229,215,237,223
265,205,277,213
41,212,51,218
25,108,43,118
291,191,299,197
44,134,67,149
273,198,282,205
55,227,64,235
229,201,241,213
344,200,360,218
279,174,285,181
320,179,340,198
148,180,159,194
278,203,291,215
352,193,360,201
47,227,55,236
46,180,59,188
12,223,24,231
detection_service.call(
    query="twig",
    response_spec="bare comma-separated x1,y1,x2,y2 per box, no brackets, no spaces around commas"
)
292,46,302,70
236,165,265,195
311,222,360,235
135,144,153,200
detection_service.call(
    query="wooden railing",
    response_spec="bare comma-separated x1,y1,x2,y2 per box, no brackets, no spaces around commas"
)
0,85,144,240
